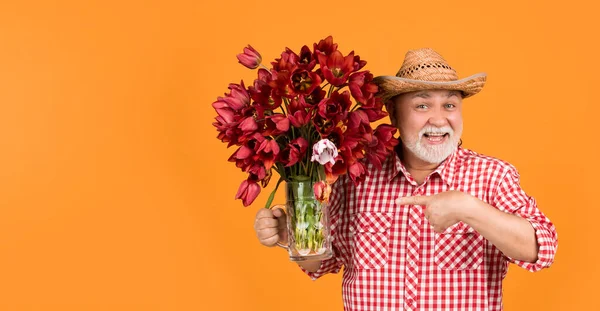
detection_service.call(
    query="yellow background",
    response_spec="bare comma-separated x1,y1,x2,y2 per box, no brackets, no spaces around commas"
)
0,0,597,310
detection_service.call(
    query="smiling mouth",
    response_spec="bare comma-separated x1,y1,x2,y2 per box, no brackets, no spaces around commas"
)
423,133,449,143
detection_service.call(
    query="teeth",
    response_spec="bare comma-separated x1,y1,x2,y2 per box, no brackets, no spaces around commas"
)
426,133,445,136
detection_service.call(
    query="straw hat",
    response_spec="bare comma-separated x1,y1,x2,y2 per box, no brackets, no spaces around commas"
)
373,48,486,101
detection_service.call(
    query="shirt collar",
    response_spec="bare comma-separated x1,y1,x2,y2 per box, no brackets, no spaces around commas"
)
386,144,459,187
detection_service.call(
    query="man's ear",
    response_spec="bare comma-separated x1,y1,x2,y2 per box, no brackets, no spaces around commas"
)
385,99,397,128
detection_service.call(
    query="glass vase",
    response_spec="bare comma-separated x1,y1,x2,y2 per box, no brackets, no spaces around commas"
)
276,180,333,262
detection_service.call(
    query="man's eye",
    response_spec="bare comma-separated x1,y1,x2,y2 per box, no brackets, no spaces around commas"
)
444,103,456,109
417,104,427,109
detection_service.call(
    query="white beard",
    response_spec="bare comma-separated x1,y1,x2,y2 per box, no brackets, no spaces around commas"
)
403,125,461,164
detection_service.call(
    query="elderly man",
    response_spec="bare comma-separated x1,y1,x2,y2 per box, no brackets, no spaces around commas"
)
254,48,557,310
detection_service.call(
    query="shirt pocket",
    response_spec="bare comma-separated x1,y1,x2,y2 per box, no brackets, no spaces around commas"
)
349,212,393,270
434,222,484,270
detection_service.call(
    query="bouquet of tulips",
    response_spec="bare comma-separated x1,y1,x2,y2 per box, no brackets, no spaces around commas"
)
212,36,399,208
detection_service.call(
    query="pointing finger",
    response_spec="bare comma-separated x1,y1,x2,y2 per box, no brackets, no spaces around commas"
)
395,195,431,206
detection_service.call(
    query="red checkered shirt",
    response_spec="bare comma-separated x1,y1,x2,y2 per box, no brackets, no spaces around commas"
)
303,147,558,310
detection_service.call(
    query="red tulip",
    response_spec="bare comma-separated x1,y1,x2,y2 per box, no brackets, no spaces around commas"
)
224,82,251,110
304,88,326,106
211,81,255,147
256,138,280,170
361,100,389,122
337,134,365,166
228,133,264,171
271,48,299,73
236,178,261,206
318,50,355,86
297,45,317,71
347,110,374,142
248,163,267,180
288,100,310,127
349,71,378,104
212,82,250,119
212,104,235,124
227,134,269,183
324,160,345,184
312,113,335,136
326,126,345,147
348,161,368,185
214,111,251,147
249,69,277,108
353,54,367,71
263,114,290,136
366,124,399,169
268,70,295,100
228,145,254,169
317,91,352,122
290,69,322,95
237,45,262,69
347,109,370,129
279,137,308,167
313,36,338,58
234,111,263,145
239,116,259,133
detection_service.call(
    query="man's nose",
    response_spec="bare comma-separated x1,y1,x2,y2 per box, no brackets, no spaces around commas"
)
427,111,448,127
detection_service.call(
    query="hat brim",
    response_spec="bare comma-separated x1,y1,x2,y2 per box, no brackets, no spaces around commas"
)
373,73,487,101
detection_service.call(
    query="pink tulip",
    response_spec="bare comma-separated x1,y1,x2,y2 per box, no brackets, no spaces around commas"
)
237,45,262,69
311,139,338,165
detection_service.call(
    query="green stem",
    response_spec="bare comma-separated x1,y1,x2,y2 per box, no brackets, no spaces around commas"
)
264,177,284,209
282,97,290,116
317,164,325,182
300,160,309,175
327,84,334,97
274,164,287,181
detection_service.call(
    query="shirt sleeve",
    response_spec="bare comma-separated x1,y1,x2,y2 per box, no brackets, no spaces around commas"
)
300,247,344,280
301,178,345,280
492,167,558,272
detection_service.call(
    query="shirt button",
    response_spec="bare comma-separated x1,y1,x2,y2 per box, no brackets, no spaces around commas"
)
409,260,416,267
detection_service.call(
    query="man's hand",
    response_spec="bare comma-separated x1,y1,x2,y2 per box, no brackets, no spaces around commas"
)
396,190,476,233
254,206,288,247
